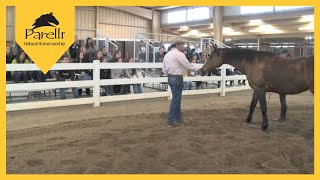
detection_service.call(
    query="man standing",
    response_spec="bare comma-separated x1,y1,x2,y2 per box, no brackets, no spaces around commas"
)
162,40,199,127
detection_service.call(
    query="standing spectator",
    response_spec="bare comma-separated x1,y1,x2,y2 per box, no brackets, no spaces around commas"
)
6,45,15,81
138,41,146,62
156,47,166,62
102,46,112,62
11,51,30,83
111,58,132,95
74,51,91,96
56,55,79,99
202,43,212,59
159,41,166,52
195,43,202,60
85,37,96,62
69,35,81,61
100,58,113,96
128,57,142,94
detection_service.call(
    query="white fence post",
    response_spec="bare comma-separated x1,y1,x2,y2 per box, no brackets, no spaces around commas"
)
93,60,100,107
220,65,226,97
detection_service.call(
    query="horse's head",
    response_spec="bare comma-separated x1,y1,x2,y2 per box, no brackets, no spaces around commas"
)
202,44,224,74
46,12,59,26
33,12,59,29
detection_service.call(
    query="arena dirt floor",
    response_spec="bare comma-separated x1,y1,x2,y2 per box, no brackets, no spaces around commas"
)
6,90,314,174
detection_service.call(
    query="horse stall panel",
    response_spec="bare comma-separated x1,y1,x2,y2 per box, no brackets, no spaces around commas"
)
125,41,134,60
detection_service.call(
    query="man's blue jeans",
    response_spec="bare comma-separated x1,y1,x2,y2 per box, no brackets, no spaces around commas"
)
167,74,184,125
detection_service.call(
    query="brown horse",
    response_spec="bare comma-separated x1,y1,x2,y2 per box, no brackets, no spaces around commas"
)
202,46,314,131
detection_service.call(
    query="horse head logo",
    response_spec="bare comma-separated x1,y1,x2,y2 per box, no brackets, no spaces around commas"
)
32,12,59,29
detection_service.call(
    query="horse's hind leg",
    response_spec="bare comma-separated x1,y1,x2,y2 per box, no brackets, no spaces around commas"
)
256,89,268,131
277,94,288,122
246,91,259,123
280,94,288,121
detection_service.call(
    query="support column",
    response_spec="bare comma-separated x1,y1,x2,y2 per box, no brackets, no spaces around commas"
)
257,36,260,51
152,10,161,41
214,6,223,42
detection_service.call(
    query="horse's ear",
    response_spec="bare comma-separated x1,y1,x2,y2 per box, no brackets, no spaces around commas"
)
50,12,53,15
212,44,219,52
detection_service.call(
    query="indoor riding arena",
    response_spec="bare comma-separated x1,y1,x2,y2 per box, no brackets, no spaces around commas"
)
6,6,314,174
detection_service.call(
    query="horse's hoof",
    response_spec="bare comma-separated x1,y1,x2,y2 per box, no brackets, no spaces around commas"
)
279,117,287,122
246,117,252,123
274,117,287,122
244,121,251,124
260,126,268,132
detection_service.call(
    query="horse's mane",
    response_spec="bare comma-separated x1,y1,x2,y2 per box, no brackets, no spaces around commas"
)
218,48,276,62
33,14,48,24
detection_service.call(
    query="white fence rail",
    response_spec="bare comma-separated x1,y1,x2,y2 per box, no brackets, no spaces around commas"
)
6,61,251,111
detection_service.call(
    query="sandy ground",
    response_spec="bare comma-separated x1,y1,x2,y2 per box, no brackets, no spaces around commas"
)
6,90,314,174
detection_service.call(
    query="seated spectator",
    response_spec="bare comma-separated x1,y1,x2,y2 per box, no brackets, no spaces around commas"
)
196,55,207,89
191,55,197,63
234,68,246,86
6,45,15,81
187,49,196,62
185,58,200,90
69,35,81,61
94,50,103,61
31,71,49,82
100,58,113,96
111,58,132,95
128,57,142,94
182,49,188,58
11,51,30,83
226,68,236,86
74,51,91,96
55,55,79,99
199,54,207,63
111,50,122,63
156,47,166,62
85,37,96,62
102,46,112,62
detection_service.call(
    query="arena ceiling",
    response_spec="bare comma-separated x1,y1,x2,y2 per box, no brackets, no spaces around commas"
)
141,6,314,44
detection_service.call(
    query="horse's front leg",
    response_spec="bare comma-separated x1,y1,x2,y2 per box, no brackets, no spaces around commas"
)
246,91,258,123
256,89,268,131
277,94,288,122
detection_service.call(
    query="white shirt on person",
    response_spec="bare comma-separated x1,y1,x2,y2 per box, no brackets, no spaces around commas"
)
162,47,197,76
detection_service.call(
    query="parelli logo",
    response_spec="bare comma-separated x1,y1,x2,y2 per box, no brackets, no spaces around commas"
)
25,12,65,40
16,2,74,73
